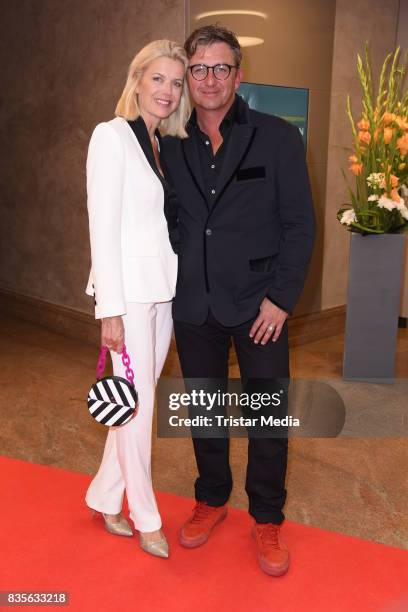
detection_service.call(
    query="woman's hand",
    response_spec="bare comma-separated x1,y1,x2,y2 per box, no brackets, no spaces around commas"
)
101,316,125,353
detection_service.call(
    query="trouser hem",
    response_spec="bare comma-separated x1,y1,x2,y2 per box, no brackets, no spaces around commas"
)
250,511,285,525
86,500,123,515
195,496,230,507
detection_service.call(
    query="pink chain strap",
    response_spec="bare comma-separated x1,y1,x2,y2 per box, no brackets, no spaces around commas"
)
96,344,135,386
121,345,135,386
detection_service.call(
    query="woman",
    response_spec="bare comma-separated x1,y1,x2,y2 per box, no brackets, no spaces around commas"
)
84,40,190,558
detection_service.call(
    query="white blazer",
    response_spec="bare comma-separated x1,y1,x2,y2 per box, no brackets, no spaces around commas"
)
85,117,178,319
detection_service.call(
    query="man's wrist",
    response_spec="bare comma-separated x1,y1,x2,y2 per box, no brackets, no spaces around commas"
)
266,295,289,315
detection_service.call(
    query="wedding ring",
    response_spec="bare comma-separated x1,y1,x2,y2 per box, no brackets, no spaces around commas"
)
267,324,275,332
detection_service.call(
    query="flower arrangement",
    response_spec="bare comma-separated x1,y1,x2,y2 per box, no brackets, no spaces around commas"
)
338,46,408,234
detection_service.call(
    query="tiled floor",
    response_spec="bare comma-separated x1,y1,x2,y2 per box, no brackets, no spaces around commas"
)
1,313,407,548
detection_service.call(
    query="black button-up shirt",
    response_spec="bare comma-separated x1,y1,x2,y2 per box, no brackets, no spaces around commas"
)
188,96,239,205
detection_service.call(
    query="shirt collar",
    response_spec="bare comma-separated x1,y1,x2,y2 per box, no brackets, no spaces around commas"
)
189,94,242,136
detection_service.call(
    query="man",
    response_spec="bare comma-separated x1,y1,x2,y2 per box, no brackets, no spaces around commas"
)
162,25,315,576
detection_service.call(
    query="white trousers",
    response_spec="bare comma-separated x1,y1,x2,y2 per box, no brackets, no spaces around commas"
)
85,301,173,532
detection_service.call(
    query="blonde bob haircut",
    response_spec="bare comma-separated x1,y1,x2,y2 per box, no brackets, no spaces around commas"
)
115,40,190,138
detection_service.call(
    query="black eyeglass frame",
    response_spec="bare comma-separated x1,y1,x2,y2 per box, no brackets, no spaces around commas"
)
188,63,239,81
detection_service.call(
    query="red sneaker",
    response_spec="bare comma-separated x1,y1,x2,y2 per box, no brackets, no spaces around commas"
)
253,522,290,576
179,501,227,548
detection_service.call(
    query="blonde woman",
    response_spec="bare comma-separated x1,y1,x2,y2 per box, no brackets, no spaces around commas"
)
85,40,190,558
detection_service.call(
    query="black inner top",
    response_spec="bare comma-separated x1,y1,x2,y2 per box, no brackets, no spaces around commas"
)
188,96,239,206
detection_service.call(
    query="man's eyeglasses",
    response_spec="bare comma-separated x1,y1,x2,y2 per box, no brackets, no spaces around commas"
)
189,63,239,81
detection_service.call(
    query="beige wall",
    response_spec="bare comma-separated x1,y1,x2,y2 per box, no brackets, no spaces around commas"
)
321,0,401,309
189,0,336,316
0,0,186,314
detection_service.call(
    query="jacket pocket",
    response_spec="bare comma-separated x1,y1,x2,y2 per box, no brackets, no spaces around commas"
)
236,166,266,181
249,254,278,273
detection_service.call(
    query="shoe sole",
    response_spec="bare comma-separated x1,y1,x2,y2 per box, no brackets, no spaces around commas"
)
179,508,228,548
258,555,289,577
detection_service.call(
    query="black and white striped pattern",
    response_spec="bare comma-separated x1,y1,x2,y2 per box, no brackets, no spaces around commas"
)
87,376,138,426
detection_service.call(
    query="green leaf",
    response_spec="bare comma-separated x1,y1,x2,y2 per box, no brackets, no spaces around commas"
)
349,221,384,234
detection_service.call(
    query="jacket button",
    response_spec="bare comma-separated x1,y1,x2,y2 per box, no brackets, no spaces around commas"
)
205,228,212,236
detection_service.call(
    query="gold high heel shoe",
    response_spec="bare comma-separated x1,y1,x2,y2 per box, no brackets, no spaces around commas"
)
139,530,169,558
91,509,133,537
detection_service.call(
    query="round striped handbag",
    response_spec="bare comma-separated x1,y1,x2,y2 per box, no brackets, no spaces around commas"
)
87,345,138,426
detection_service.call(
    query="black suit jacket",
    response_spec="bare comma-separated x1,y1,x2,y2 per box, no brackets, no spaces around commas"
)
162,95,315,326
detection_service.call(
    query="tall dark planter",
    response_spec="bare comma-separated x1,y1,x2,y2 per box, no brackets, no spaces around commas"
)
343,233,406,381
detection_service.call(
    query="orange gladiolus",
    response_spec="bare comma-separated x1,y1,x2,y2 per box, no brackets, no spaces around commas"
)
358,131,371,145
348,155,358,163
350,163,363,175
391,188,401,202
357,118,370,130
395,116,408,131
397,133,408,156
390,174,399,188
383,112,397,125
383,127,394,144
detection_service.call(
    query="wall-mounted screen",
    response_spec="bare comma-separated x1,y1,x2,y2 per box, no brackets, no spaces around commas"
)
238,82,309,149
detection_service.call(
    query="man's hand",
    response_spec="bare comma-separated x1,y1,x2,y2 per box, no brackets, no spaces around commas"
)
249,298,288,345
101,316,125,353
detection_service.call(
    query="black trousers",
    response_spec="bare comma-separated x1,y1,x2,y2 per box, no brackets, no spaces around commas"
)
174,310,289,524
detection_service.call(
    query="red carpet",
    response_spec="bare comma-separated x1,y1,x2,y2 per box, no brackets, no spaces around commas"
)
0,456,407,612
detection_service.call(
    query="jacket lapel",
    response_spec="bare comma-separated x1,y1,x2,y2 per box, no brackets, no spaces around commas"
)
127,118,165,186
181,130,208,207
210,124,256,212
181,96,256,213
